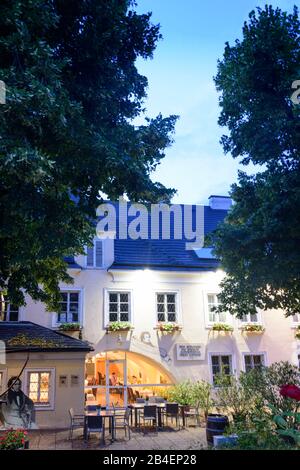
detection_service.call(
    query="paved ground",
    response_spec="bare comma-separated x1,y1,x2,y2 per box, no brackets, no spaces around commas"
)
28,425,207,450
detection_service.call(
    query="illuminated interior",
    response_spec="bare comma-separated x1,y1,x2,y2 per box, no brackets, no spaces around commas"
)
85,351,173,407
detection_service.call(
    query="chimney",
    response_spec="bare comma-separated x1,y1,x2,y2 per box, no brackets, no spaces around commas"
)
209,195,232,210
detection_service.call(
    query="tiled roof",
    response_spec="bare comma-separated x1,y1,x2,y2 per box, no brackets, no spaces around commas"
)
0,322,92,353
111,204,227,271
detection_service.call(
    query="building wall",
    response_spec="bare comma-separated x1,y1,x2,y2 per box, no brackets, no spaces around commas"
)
1,352,86,429
21,263,300,385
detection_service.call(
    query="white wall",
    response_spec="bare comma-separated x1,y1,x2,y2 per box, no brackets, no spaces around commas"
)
21,263,300,385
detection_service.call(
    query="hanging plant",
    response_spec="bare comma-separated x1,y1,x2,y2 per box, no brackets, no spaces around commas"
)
241,324,265,333
211,323,233,332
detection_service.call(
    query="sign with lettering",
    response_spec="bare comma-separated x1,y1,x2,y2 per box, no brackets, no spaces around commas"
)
176,343,205,361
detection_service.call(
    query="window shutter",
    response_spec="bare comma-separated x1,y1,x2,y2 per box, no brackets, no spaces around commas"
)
95,241,103,268
86,246,94,267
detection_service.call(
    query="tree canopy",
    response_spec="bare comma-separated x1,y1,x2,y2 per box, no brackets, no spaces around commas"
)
211,5,300,317
0,0,177,310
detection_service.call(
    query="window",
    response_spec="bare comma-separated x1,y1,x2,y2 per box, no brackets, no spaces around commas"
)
25,369,55,409
207,294,226,323
241,313,260,323
3,301,19,321
244,354,265,373
210,354,233,385
56,291,80,323
156,293,177,322
292,313,300,324
108,292,130,322
0,370,6,395
86,239,103,268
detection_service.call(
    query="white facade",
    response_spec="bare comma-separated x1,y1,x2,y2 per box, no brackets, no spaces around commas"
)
19,249,300,385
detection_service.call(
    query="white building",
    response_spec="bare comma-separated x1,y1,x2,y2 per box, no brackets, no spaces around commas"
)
3,195,300,414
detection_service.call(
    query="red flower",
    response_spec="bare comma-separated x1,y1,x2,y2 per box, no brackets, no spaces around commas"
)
280,384,300,401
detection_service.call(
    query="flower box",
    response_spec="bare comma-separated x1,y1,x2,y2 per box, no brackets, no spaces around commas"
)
155,322,183,333
106,321,133,333
241,324,265,333
211,323,233,333
58,323,83,339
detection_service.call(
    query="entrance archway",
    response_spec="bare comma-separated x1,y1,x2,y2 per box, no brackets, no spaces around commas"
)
85,350,174,407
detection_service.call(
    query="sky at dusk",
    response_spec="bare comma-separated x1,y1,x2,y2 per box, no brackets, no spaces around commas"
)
134,0,296,205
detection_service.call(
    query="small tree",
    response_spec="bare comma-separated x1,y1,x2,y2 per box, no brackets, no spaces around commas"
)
191,380,213,419
168,380,193,406
215,373,254,422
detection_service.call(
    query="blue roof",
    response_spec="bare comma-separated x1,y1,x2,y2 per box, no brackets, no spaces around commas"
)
110,204,227,271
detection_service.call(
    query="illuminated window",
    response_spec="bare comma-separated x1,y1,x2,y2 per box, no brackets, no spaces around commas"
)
57,291,80,323
244,354,265,373
156,293,177,322
207,294,226,323
108,292,130,322
26,370,54,408
0,371,5,394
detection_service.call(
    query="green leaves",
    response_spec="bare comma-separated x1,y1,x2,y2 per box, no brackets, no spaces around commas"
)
211,5,300,318
0,0,177,308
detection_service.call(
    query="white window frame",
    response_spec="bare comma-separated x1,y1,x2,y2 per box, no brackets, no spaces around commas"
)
291,313,300,327
0,369,7,395
3,301,20,322
242,352,267,373
204,292,231,327
208,353,235,386
23,368,55,410
155,290,182,324
239,311,263,328
104,289,133,327
52,288,83,327
85,238,104,269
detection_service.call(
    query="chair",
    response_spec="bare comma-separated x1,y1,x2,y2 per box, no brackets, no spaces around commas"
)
68,408,85,440
113,406,131,440
140,405,158,434
163,403,180,429
183,406,200,427
84,415,103,444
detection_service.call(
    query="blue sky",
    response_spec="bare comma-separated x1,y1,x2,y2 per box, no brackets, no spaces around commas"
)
134,0,296,204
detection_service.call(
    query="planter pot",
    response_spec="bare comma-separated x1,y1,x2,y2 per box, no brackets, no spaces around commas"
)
60,329,81,339
206,414,229,446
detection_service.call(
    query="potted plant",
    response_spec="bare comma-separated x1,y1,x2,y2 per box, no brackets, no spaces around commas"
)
241,324,265,334
0,429,28,450
295,327,300,340
106,321,133,333
155,322,182,333
168,380,193,411
211,323,233,333
191,380,214,420
58,322,83,339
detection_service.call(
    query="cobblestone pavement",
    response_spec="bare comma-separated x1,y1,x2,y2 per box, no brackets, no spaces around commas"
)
28,426,208,450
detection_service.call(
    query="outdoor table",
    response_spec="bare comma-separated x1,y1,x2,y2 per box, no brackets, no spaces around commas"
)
83,409,115,444
129,403,188,429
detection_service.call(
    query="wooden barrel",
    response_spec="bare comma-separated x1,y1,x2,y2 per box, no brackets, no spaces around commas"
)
206,414,229,445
